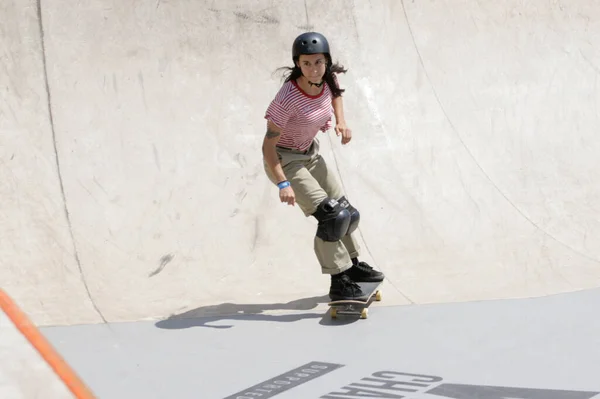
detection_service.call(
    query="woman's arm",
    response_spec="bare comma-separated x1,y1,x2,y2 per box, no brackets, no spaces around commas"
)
332,95,352,145
262,120,287,184
262,120,295,206
332,95,346,125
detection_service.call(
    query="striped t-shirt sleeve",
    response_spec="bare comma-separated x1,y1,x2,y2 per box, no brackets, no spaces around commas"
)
319,117,333,132
265,90,292,129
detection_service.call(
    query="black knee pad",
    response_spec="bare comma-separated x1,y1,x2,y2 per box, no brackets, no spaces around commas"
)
312,197,351,241
338,195,360,235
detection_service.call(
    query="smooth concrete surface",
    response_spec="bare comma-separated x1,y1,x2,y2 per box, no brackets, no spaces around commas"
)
0,310,73,399
2,0,599,327
1,0,100,326
2,0,600,397
41,288,600,398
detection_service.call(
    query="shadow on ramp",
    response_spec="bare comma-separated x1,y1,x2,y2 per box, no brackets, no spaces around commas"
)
154,295,341,329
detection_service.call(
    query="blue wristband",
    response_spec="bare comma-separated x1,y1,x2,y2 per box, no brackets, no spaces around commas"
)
277,180,290,189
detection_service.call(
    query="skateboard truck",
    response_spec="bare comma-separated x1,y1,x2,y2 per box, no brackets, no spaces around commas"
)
327,281,383,319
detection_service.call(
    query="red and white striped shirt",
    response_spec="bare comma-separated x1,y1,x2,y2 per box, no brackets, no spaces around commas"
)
264,78,335,151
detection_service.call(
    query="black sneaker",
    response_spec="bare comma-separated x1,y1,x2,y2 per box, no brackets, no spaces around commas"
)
329,273,368,301
346,260,385,282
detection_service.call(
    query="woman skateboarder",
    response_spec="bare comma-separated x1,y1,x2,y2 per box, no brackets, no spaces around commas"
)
262,32,384,301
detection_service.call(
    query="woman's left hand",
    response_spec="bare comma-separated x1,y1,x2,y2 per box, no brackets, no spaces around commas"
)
335,122,352,145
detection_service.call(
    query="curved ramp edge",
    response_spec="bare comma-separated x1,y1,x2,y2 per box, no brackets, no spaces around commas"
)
1,0,599,326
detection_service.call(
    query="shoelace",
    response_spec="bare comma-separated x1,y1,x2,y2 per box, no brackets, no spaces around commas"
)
340,275,362,293
356,261,373,272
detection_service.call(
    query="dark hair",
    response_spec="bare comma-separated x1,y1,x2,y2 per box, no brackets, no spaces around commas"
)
275,54,348,98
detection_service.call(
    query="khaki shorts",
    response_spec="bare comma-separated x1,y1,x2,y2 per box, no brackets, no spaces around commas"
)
263,138,361,274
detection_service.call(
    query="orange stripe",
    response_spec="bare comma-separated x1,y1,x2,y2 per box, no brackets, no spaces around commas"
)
0,289,96,399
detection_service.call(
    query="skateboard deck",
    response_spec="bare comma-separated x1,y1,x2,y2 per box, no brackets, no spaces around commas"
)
327,281,383,319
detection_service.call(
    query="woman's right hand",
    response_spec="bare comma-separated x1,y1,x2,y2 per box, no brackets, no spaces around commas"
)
279,186,295,206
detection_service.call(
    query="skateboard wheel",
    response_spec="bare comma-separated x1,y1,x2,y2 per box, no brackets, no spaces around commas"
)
331,308,337,318
360,308,368,319
375,291,382,301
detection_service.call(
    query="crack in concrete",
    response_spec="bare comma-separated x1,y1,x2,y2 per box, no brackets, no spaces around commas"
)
36,0,107,323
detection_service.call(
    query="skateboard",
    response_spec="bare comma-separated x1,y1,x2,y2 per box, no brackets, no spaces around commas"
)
327,281,383,319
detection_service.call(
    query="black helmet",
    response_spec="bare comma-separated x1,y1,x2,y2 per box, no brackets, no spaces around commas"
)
292,32,330,60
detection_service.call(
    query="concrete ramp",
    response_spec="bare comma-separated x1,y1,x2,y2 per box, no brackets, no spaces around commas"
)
3,0,600,397
3,0,599,327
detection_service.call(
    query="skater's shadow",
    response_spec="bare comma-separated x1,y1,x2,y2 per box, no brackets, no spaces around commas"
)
154,295,332,329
